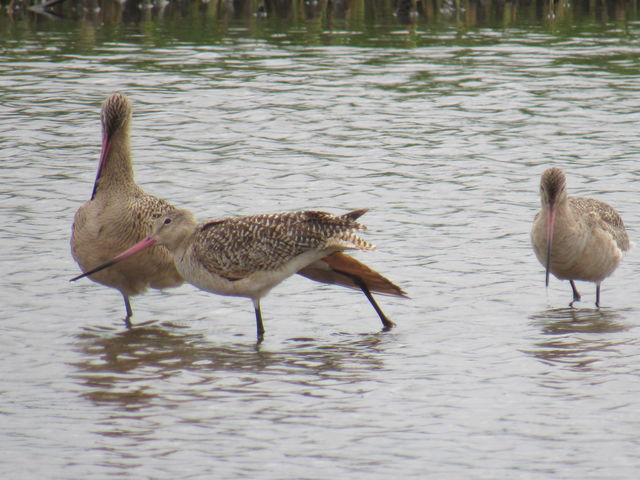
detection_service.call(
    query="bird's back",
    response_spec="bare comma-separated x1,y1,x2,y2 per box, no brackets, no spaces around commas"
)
569,196,630,253
190,210,374,280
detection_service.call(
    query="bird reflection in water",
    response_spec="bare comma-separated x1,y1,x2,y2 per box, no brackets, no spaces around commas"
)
71,323,389,408
526,307,631,368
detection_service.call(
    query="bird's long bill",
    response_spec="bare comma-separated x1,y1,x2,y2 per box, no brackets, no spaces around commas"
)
545,203,556,287
91,131,112,200
70,236,157,282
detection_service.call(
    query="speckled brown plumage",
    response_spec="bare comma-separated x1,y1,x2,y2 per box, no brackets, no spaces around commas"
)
73,207,404,340
193,210,374,280
531,167,629,307
71,93,183,326
568,197,629,252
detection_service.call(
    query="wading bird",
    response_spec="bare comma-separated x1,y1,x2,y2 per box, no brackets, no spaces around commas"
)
531,167,629,307
72,208,406,340
71,93,183,327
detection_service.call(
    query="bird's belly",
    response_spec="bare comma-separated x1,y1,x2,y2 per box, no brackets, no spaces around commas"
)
178,248,333,299
549,231,623,283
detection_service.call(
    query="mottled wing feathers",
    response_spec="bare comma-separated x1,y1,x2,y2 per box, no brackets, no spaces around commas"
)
193,210,374,279
569,197,630,252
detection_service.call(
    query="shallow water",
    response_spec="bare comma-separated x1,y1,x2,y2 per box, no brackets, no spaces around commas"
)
1,7,640,479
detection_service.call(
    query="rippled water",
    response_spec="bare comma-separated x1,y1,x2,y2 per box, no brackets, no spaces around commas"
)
1,14,640,480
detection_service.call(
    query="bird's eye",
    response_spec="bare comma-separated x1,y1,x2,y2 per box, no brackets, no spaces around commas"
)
164,218,172,225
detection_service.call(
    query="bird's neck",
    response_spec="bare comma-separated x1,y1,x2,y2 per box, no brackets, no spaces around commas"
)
93,129,139,199
163,225,199,256
552,194,573,220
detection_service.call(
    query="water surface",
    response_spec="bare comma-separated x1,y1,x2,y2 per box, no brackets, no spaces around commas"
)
1,6,639,479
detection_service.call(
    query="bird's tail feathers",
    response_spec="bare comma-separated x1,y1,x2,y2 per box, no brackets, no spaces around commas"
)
341,208,368,222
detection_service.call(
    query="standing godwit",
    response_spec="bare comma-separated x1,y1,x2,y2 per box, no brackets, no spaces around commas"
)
531,167,629,307
71,93,183,327
72,208,406,340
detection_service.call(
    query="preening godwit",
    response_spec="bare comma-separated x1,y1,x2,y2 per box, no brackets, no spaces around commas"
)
72,208,406,340
531,167,629,307
70,93,183,327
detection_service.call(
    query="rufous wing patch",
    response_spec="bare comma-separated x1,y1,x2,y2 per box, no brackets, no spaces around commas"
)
298,252,407,298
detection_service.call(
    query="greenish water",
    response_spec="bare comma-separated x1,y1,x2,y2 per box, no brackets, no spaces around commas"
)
3,0,639,49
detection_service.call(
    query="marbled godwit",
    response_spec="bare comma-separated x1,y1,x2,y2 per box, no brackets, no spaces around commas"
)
72,208,406,340
70,93,183,327
531,167,629,307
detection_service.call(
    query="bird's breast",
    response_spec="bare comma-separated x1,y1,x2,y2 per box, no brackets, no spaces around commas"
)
532,208,624,282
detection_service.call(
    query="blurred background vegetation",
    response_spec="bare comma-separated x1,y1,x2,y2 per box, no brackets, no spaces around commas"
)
1,0,638,46
2,0,639,25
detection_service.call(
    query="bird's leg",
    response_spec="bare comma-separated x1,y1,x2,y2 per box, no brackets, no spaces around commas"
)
122,293,133,329
333,269,395,330
253,298,265,342
569,280,581,308
595,283,601,308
